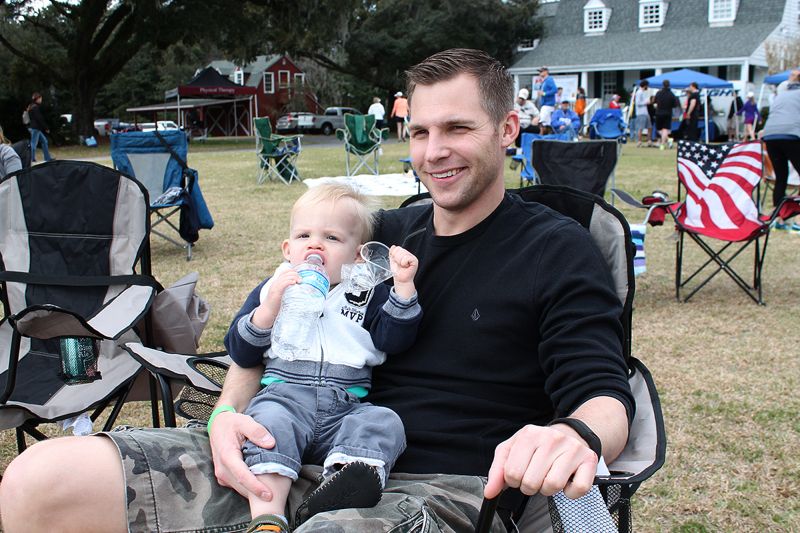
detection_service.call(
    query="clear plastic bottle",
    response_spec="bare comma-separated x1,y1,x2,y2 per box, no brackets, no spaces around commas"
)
271,254,330,359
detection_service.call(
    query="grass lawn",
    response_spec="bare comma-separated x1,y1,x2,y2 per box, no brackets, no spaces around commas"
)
2,137,799,532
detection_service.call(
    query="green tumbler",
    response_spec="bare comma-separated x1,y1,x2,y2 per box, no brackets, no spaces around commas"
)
59,337,102,384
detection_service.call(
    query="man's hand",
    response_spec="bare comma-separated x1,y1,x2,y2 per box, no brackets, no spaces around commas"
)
208,410,277,501
484,424,598,500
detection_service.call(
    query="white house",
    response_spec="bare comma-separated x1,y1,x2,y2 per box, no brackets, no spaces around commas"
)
510,0,800,102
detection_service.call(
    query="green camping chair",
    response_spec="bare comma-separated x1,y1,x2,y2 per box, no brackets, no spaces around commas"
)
336,113,389,176
255,117,302,185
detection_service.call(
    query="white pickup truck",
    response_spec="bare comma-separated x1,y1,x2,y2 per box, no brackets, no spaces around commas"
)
277,106,360,135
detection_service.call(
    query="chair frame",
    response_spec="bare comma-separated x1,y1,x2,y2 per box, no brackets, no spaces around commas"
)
336,113,388,177
255,117,302,185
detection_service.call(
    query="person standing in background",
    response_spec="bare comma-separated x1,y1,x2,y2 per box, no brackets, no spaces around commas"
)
654,80,680,150
537,66,557,132
390,91,409,141
683,82,701,142
367,97,386,129
633,81,654,147
737,92,759,141
574,87,587,137
27,92,53,163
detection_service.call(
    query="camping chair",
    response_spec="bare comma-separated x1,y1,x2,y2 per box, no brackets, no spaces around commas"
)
509,132,572,188
128,185,664,532
530,139,620,202
336,113,389,176
400,186,665,533
616,141,800,305
255,117,302,185
0,161,164,453
11,140,31,170
111,130,214,261
590,109,628,143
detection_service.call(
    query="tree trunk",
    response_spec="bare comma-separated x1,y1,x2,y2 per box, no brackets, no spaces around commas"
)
71,75,97,140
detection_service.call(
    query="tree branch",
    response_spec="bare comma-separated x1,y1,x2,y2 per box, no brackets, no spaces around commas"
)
0,31,66,83
20,14,70,46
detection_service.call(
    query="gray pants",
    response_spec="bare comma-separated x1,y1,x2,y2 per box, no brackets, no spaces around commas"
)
243,382,405,483
102,425,550,532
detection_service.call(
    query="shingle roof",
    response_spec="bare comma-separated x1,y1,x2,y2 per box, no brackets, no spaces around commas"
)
512,0,785,71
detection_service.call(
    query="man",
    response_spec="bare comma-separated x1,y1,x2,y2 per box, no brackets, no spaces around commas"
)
634,80,654,147
27,92,54,162
683,81,701,141
514,87,540,148
537,66,558,131
0,49,632,532
550,99,581,140
654,79,679,150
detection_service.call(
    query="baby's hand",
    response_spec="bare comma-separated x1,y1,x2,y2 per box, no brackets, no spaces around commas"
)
389,245,418,299
251,269,300,329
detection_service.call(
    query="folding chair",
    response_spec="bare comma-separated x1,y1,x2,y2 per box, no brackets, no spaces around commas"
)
111,130,214,260
0,161,164,453
11,140,31,170
336,113,389,176
531,139,620,200
399,186,665,533
509,132,572,188
255,117,302,185
617,141,800,305
590,109,628,143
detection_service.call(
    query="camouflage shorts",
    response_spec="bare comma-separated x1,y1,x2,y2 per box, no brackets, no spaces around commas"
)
101,424,517,533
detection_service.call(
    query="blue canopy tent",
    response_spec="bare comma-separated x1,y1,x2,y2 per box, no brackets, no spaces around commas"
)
764,68,798,85
641,69,733,142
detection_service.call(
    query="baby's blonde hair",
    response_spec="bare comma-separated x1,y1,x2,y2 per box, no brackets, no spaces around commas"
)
291,183,378,242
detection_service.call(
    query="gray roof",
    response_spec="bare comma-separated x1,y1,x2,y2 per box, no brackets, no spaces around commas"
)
512,0,785,71
207,55,283,87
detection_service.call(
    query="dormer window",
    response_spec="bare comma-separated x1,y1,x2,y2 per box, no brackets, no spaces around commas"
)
233,68,244,86
639,1,667,30
708,0,737,26
584,0,611,33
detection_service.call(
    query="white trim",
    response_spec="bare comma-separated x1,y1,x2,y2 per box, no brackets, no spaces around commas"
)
293,73,305,86
278,70,290,89
584,2,611,34
263,72,275,94
508,56,765,75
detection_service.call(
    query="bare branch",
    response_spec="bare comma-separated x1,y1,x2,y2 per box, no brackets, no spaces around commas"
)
0,31,65,83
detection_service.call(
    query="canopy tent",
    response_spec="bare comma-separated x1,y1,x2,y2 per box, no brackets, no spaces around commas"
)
764,68,798,85
166,67,257,136
126,97,255,137
640,69,733,142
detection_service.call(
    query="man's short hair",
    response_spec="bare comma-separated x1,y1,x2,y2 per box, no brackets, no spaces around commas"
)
662,80,670,89
689,82,699,90
291,182,377,242
405,48,514,125
640,80,649,88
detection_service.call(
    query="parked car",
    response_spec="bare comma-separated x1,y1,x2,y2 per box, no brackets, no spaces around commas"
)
94,118,120,136
139,120,181,132
277,107,361,136
276,112,315,133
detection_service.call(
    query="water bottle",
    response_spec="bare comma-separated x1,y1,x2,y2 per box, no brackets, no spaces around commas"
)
271,254,330,359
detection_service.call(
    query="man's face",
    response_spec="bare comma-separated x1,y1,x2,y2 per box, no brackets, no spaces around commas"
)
408,74,517,219
540,70,548,79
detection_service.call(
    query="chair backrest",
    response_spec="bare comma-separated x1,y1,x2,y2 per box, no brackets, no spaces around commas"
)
11,140,31,170
0,161,151,415
675,140,763,241
531,140,619,197
110,130,189,202
519,133,572,183
344,113,377,150
590,109,626,139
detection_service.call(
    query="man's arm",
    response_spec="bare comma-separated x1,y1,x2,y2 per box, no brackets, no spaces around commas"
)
484,396,628,500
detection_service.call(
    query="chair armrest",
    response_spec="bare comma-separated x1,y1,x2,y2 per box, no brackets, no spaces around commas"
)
124,342,231,394
10,284,157,340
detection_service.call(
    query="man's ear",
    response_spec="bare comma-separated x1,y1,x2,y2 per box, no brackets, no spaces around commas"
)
500,110,520,148
281,239,292,262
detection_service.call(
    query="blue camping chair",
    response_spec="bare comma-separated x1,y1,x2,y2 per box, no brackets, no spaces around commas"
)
111,130,214,260
589,109,628,142
510,132,572,187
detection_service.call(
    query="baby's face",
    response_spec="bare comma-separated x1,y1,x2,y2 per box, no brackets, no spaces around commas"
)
282,199,363,284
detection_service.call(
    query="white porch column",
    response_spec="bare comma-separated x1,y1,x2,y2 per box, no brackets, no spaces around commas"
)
740,60,750,91
580,71,589,93
655,68,663,76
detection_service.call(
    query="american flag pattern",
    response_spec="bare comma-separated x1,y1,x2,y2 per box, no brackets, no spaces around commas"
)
676,140,763,241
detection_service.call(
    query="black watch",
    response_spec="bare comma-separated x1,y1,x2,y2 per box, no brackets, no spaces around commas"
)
547,417,602,458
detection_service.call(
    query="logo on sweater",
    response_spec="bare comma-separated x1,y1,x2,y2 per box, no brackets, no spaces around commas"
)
471,308,480,321
344,288,372,307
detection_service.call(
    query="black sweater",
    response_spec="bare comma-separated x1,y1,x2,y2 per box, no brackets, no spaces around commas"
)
369,193,633,476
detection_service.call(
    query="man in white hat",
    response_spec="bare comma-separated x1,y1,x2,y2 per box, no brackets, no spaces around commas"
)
514,87,540,148
390,91,409,141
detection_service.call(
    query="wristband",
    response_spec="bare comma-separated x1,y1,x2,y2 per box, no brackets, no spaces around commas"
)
547,417,602,459
207,405,236,434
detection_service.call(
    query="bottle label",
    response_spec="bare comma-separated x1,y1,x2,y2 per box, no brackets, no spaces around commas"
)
298,268,329,296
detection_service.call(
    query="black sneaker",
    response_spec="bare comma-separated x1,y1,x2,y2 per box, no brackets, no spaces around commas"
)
294,461,382,526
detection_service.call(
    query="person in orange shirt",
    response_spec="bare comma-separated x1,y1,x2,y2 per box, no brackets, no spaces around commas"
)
390,91,409,141
574,88,587,137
